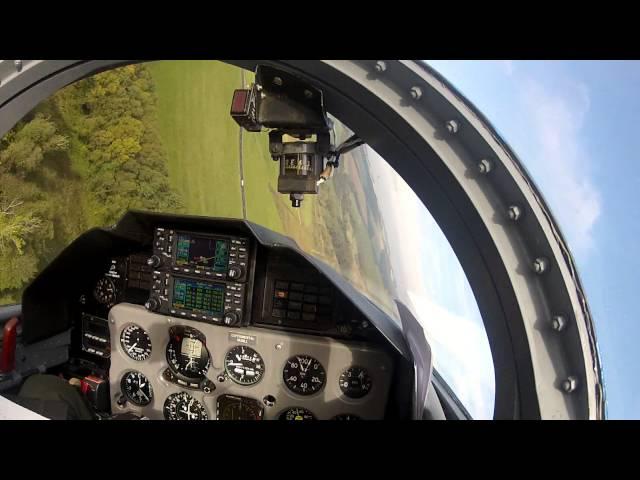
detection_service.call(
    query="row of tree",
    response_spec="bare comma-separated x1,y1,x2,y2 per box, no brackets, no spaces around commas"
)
0,64,183,303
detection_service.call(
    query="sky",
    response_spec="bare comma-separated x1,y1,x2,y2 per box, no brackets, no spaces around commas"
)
422,60,640,419
365,148,495,419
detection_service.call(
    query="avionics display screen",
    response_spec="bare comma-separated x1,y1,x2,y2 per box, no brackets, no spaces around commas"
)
175,234,229,272
172,278,225,316
82,314,109,338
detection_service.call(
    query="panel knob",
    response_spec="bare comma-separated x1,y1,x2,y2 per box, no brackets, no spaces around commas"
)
223,311,239,326
147,255,162,268
227,265,243,280
145,297,160,312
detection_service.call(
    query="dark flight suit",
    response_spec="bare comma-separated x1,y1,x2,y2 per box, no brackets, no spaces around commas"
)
6,374,94,420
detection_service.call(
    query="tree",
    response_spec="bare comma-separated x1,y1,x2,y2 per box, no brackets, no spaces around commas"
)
57,64,183,225
0,63,184,303
0,114,69,177
0,198,43,254
0,195,44,296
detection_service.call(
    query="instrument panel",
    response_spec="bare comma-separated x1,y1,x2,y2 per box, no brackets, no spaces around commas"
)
108,303,393,420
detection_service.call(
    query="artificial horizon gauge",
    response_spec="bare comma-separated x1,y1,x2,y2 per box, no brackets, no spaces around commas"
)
166,326,210,380
283,355,326,395
164,392,208,420
224,345,265,386
121,371,154,406
120,324,152,361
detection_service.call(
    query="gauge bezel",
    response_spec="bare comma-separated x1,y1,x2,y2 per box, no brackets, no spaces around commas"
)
120,323,153,361
282,354,326,396
165,325,211,381
163,391,209,420
94,276,117,306
120,370,154,406
216,394,264,420
224,345,265,386
338,365,373,399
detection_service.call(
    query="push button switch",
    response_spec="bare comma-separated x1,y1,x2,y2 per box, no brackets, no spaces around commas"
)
288,301,302,311
273,298,288,309
289,291,303,301
270,279,335,328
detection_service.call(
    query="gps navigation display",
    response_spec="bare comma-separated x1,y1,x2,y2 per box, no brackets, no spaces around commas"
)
175,234,229,272
172,278,225,316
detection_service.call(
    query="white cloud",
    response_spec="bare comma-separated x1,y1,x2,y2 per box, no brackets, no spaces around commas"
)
408,289,495,419
519,77,602,255
427,60,602,257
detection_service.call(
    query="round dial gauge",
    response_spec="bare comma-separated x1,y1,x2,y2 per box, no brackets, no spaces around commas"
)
164,392,208,420
94,277,116,306
332,414,362,420
120,324,152,361
224,345,265,386
283,355,326,395
166,326,210,380
121,371,153,406
279,407,316,421
339,366,372,399
216,395,264,420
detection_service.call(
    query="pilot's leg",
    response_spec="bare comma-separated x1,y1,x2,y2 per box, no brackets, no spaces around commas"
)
17,374,94,420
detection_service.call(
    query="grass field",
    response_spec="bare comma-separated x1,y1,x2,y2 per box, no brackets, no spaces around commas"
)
149,61,244,219
149,61,286,234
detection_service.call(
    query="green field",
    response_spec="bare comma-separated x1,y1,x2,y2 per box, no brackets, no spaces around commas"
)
147,60,348,243
149,61,244,219
149,61,286,234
